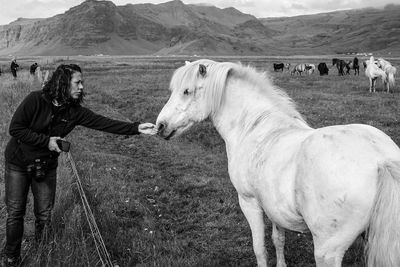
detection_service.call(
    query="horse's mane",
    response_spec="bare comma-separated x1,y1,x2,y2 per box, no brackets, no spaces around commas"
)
377,58,397,75
171,59,305,123
377,58,391,67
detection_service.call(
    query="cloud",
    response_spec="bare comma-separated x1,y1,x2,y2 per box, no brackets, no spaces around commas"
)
0,0,82,24
0,0,397,25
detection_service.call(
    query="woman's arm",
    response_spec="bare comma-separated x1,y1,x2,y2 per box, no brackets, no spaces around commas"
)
76,106,142,135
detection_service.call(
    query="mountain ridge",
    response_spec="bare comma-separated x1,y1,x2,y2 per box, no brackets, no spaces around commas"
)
0,0,399,56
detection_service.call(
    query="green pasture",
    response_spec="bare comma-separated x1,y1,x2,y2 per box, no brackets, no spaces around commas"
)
0,56,399,266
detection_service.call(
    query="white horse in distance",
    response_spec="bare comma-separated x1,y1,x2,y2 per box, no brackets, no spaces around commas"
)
305,63,316,75
376,58,396,93
291,63,307,75
365,56,387,93
156,59,400,267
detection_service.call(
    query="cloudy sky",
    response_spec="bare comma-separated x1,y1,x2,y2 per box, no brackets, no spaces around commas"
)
0,0,396,25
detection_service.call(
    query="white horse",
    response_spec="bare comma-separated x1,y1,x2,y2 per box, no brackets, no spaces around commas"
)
291,63,306,76
305,63,316,75
156,59,400,267
376,58,396,93
365,56,387,93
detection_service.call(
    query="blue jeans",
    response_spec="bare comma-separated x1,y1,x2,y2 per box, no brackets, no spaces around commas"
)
3,162,57,259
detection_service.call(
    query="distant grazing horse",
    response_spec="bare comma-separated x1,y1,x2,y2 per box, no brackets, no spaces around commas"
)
273,63,290,72
332,58,347,76
305,64,315,75
317,62,329,75
291,63,306,75
376,58,397,93
156,59,400,267
353,57,360,75
365,56,387,92
345,61,352,75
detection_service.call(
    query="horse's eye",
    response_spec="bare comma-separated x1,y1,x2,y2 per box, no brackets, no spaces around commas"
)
183,89,189,95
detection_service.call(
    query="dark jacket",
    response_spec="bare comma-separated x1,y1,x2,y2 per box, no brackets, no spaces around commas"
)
5,90,140,167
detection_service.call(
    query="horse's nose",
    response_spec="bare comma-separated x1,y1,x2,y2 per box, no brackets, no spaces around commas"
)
157,121,167,133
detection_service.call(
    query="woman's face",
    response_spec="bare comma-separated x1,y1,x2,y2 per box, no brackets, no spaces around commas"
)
69,72,84,99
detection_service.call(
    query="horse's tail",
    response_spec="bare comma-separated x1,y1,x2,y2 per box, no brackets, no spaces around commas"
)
366,161,400,267
387,66,396,87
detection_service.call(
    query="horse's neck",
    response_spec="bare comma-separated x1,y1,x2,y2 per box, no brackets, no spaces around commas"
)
211,79,309,151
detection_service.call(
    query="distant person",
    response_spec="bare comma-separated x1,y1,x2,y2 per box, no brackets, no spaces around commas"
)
0,66,2,76
10,58,19,79
30,62,38,75
2,63,157,266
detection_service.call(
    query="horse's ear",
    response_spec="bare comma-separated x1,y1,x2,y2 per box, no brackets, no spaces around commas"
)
199,64,207,77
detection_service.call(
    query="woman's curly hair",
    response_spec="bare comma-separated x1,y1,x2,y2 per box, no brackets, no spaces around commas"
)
42,64,85,105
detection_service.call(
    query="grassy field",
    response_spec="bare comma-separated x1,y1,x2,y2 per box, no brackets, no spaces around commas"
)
0,56,400,267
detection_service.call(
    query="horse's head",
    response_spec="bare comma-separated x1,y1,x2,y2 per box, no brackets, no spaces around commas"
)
156,59,221,140
332,58,338,66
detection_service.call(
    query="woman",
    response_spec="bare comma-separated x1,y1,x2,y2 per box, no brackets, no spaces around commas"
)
2,64,157,266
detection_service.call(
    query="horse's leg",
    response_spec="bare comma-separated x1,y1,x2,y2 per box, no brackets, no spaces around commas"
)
369,78,372,92
239,195,268,267
306,209,366,266
385,80,389,93
272,224,287,267
312,230,358,267
372,78,375,92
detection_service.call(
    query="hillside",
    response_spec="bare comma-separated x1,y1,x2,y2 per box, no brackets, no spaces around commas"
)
0,0,399,56
260,4,400,55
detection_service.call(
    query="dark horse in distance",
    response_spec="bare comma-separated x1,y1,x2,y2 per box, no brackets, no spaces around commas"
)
318,62,329,76
332,58,347,76
353,57,360,75
273,63,290,72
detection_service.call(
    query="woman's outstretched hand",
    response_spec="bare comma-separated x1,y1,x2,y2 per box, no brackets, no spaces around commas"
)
48,136,62,153
138,123,157,135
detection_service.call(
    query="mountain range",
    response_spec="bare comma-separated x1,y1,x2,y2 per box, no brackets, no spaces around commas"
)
0,0,399,56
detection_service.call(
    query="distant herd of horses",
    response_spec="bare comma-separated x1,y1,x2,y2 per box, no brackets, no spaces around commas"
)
273,56,397,93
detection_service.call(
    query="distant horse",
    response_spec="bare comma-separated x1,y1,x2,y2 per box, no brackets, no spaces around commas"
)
376,58,397,93
273,63,290,72
345,61,352,75
365,56,387,93
332,58,347,76
317,62,329,75
305,63,315,75
291,63,306,75
353,57,360,75
156,59,400,267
